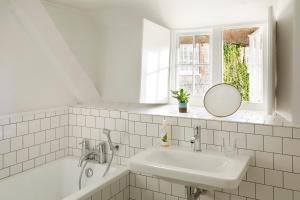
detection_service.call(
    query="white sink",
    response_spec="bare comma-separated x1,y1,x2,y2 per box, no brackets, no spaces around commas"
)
128,147,250,189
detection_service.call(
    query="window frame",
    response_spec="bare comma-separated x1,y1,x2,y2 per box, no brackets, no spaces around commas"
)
170,22,268,111
170,28,213,106
221,23,267,111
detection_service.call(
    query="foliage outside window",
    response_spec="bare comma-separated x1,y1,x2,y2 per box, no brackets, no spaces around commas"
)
223,43,249,101
223,27,263,103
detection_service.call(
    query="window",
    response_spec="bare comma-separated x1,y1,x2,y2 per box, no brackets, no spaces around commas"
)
171,25,266,109
175,33,211,100
223,27,264,104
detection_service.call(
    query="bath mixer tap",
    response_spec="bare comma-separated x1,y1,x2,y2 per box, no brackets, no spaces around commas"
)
78,140,106,190
190,126,202,152
79,139,89,155
95,141,107,163
78,139,106,167
78,151,99,167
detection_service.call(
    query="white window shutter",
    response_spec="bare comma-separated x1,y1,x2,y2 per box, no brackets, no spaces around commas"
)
267,6,277,114
140,19,171,104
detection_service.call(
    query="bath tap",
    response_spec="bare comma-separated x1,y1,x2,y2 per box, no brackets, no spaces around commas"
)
78,140,106,190
79,130,119,191
190,126,202,152
78,150,100,167
79,139,89,155
78,139,106,167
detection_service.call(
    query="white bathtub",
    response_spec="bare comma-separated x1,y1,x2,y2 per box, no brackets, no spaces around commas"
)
0,157,128,200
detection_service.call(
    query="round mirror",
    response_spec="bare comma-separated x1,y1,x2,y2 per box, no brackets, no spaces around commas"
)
204,83,242,117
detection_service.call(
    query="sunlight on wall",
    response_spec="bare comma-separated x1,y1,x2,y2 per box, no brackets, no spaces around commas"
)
140,19,170,104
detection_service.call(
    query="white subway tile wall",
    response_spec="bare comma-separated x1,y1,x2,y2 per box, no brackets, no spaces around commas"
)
2,105,300,200
83,174,130,200
0,106,69,179
66,106,300,200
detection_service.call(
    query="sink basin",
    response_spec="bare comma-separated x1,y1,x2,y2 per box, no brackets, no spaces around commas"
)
128,147,250,189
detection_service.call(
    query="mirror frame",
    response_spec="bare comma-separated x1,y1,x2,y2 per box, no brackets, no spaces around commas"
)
203,83,242,117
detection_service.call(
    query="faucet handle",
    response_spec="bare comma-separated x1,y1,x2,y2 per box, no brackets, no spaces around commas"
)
190,136,196,143
190,136,195,151
94,141,107,164
193,126,201,137
79,139,89,150
79,138,89,144
94,141,106,150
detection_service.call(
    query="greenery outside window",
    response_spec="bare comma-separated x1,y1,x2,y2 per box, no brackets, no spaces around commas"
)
223,27,264,104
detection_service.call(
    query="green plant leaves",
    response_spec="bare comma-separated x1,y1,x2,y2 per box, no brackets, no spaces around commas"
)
161,134,168,142
171,89,190,103
223,43,249,101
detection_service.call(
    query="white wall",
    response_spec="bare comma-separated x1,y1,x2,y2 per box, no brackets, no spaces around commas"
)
275,0,296,121
91,6,145,103
292,0,300,122
0,0,103,115
44,3,168,104
42,1,100,86
0,0,75,115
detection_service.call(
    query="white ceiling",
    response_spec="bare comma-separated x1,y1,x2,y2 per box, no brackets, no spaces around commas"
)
45,0,278,28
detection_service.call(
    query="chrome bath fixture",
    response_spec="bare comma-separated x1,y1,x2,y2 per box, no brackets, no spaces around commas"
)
102,129,119,177
78,139,106,167
78,139,106,189
78,129,119,189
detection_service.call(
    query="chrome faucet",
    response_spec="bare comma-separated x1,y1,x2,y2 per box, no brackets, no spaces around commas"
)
78,139,106,167
78,139,106,190
78,150,99,167
190,126,202,152
79,139,89,155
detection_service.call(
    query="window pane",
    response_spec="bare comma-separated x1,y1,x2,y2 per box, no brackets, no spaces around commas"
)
175,33,212,103
195,35,210,65
177,66,193,76
223,27,263,103
194,66,211,96
177,76,193,94
176,66,193,94
177,36,193,65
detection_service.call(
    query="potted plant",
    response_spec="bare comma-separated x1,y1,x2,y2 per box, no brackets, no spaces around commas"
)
171,88,190,113
160,119,169,147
